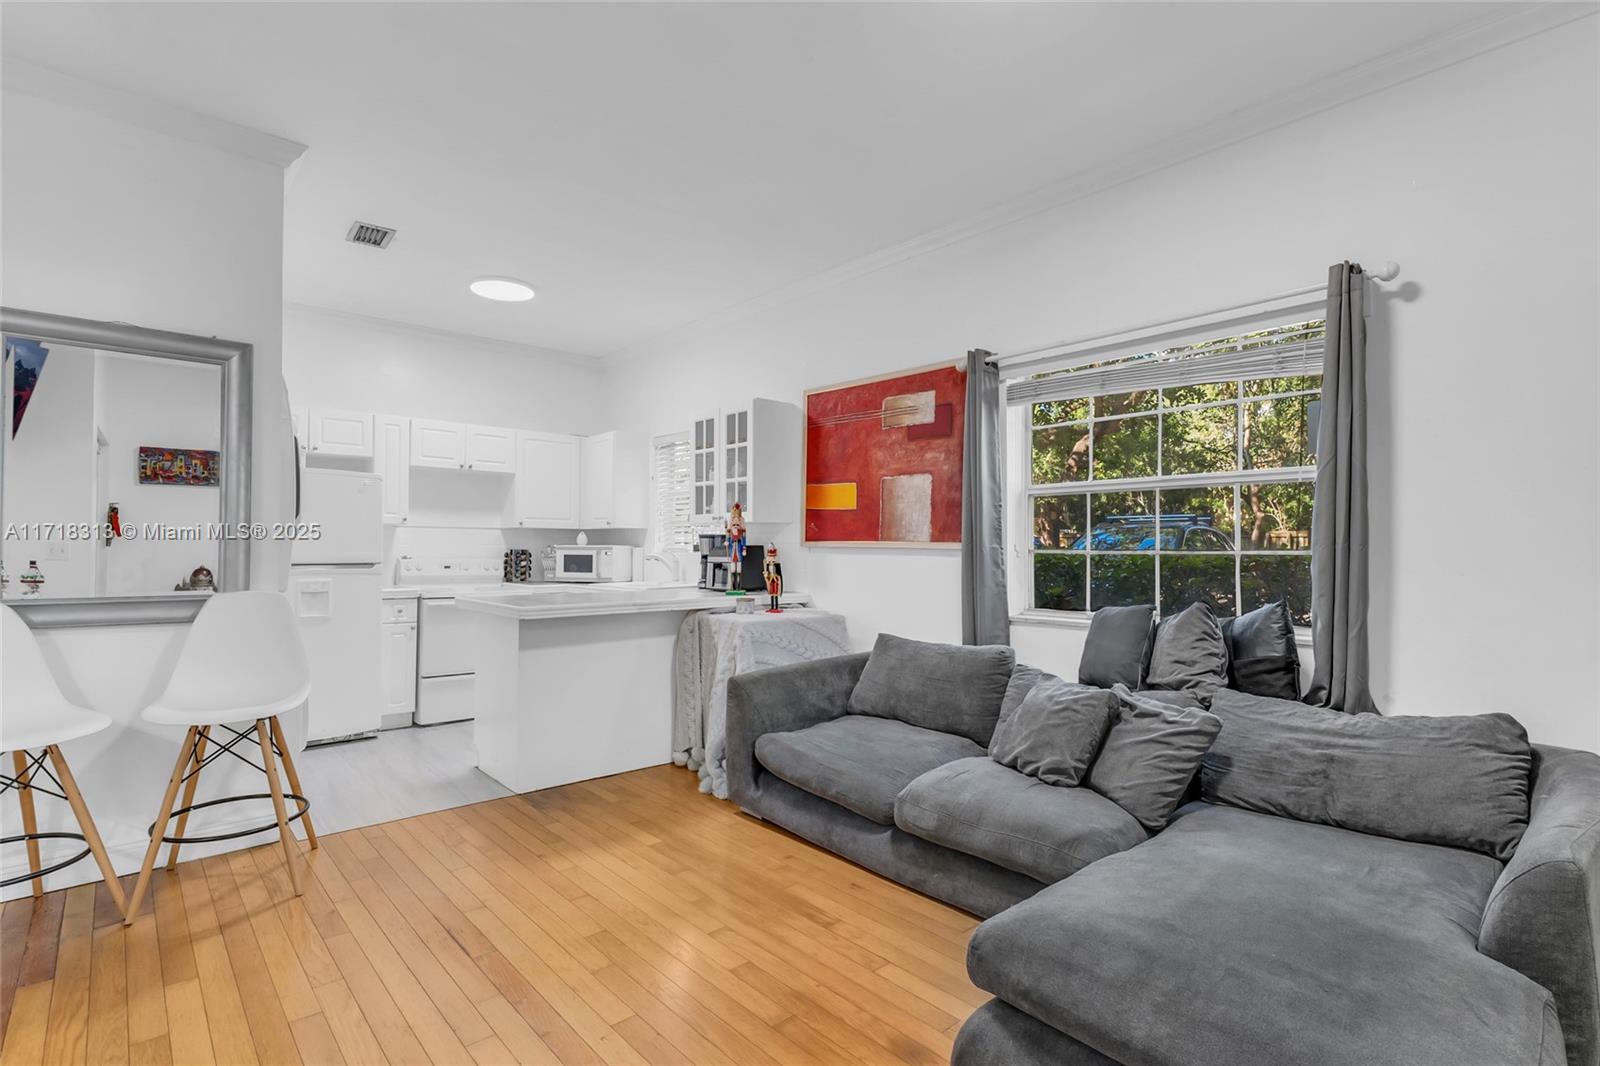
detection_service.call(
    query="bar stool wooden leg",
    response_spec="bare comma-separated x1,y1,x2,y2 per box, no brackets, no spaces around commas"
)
10,750,44,899
164,726,211,871
47,745,128,919
267,716,317,851
256,719,303,897
124,726,199,926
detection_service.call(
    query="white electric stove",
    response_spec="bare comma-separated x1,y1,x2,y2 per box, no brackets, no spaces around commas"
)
398,557,507,725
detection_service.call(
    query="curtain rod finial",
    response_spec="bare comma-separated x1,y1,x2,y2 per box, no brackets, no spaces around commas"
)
1368,261,1400,282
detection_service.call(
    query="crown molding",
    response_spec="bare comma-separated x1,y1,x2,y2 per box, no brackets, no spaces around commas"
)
604,2,1597,367
283,301,599,369
2,56,308,169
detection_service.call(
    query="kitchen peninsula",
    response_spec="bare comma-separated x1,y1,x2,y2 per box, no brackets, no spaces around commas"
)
456,585,800,793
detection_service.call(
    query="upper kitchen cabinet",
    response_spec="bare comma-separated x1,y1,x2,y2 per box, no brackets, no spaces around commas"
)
307,408,375,459
374,415,411,524
512,431,580,528
464,424,517,472
410,419,517,472
580,430,648,529
690,398,800,525
409,418,467,469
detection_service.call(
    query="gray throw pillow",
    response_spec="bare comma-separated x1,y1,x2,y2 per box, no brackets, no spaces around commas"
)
1077,604,1155,688
1202,689,1533,859
1219,600,1300,699
996,663,1045,735
1086,684,1222,833
848,633,1015,745
1146,602,1228,692
989,679,1118,787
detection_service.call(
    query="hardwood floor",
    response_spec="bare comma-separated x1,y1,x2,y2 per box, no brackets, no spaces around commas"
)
0,764,984,1065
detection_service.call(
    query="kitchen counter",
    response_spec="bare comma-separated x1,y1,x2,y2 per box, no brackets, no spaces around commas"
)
455,584,731,619
460,583,809,794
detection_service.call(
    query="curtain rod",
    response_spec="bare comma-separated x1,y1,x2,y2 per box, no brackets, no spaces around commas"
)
987,261,1399,369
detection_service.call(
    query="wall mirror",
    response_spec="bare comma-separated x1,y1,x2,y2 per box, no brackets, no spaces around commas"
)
1,308,251,627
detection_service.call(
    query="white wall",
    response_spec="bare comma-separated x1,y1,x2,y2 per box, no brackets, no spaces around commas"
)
604,21,1600,752
0,88,294,893
283,304,607,436
1,344,96,597
95,353,223,596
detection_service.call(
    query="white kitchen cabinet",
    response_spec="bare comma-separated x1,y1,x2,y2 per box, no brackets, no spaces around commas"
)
410,418,467,469
580,432,616,527
691,413,718,524
380,599,418,730
512,431,581,528
580,430,649,529
374,415,411,524
690,398,800,525
308,408,375,459
465,424,517,472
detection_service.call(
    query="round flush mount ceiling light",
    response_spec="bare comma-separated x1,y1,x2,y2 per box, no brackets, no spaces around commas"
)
469,276,535,302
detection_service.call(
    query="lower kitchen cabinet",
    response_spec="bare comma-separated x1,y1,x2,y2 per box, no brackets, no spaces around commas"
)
381,595,418,729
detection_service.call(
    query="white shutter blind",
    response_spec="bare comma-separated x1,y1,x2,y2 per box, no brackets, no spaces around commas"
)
1007,322,1323,406
652,434,695,553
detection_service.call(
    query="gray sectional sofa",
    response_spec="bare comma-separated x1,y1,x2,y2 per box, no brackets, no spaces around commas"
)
724,639,1600,1066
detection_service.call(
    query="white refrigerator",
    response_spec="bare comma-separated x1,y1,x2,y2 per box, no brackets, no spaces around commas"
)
291,469,384,744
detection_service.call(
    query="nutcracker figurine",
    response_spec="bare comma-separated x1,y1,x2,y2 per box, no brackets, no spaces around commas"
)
762,545,784,613
725,501,748,595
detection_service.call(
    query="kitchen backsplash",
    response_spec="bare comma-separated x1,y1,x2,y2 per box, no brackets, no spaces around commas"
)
384,525,644,585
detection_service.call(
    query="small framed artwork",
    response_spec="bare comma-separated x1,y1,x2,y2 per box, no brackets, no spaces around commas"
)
803,361,966,547
139,446,221,486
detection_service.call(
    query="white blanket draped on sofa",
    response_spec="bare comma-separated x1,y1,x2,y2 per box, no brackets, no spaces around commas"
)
673,609,850,799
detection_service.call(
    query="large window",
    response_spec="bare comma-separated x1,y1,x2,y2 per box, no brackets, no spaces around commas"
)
1021,322,1322,625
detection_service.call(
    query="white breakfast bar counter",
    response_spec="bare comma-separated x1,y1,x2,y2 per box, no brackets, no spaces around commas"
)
455,585,800,794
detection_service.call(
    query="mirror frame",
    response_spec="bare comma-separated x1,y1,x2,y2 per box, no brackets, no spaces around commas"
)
1,307,252,627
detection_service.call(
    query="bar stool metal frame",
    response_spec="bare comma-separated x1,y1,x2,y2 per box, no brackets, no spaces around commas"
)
158,718,315,852
2,747,127,913
124,714,317,920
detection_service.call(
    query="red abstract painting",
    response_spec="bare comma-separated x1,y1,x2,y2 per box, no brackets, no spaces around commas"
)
804,363,966,546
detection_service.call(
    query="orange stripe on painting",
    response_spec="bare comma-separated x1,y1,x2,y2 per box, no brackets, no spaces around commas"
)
807,482,858,510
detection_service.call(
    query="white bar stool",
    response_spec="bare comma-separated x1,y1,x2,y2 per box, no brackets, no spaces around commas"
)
1,606,127,915
123,590,315,923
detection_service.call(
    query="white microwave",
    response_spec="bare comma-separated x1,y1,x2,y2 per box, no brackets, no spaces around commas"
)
551,545,634,583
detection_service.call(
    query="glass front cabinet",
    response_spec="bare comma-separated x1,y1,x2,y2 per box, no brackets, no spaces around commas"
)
689,398,800,527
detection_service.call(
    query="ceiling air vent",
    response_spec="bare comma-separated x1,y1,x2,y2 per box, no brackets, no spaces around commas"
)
345,221,396,249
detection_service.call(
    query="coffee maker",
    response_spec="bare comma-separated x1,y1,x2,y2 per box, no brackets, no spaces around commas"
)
698,532,764,592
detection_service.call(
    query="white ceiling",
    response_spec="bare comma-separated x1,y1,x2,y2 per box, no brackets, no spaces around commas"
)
2,2,1515,357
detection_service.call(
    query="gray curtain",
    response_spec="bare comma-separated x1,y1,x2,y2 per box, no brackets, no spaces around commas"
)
1305,262,1378,714
962,349,1009,646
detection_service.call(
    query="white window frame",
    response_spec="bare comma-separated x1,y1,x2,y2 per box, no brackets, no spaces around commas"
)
1005,325,1323,634
650,431,695,555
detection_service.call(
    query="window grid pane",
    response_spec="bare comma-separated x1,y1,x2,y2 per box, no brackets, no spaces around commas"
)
1029,369,1318,619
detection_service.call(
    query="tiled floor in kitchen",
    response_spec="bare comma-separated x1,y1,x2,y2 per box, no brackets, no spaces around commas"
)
295,721,512,833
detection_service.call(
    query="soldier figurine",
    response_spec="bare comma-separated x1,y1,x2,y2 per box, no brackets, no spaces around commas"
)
725,501,748,595
763,545,784,613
